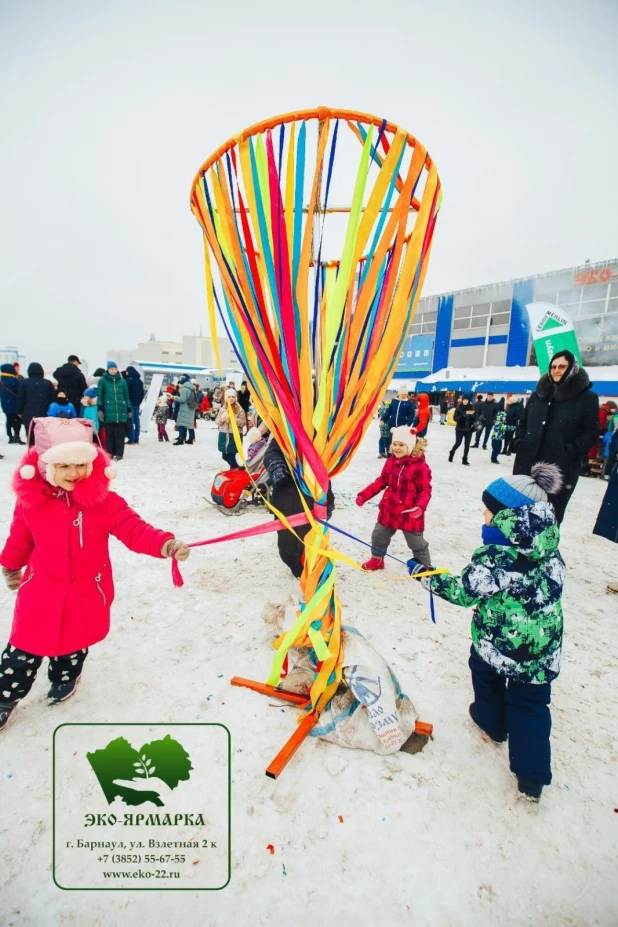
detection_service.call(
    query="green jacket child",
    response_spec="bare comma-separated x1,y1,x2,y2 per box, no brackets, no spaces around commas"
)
408,463,565,803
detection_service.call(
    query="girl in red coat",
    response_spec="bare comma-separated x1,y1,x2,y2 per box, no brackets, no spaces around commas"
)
0,417,190,731
356,426,432,570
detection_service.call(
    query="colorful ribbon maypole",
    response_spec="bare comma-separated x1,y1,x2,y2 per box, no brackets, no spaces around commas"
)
190,107,441,717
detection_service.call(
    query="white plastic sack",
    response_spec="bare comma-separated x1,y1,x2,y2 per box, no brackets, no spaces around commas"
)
280,626,417,755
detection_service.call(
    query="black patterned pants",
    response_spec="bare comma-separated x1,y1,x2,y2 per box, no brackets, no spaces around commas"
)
0,644,88,704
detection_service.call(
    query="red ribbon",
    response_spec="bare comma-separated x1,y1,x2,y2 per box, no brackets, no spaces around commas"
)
171,512,310,587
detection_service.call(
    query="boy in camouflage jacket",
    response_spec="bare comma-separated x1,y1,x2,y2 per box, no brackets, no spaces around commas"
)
408,463,564,802
490,409,507,463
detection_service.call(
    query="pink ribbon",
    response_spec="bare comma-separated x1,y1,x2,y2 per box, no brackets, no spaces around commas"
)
171,512,311,587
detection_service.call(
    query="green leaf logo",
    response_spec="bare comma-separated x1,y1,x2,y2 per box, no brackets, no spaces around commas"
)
86,735,193,807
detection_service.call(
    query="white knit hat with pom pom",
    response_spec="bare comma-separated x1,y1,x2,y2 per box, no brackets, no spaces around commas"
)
390,426,417,453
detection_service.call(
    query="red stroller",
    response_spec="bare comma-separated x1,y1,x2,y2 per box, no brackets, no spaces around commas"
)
209,436,271,515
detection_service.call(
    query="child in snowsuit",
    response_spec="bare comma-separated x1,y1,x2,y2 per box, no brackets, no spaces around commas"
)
357,426,432,570
408,463,564,801
413,393,431,438
48,391,78,419
0,417,190,732
378,417,392,458
80,386,100,433
490,409,507,463
154,394,171,442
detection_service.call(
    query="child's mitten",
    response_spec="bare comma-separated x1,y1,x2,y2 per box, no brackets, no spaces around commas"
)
2,567,22,592
161,539,191,561
355,495,364,507
407,558,427,577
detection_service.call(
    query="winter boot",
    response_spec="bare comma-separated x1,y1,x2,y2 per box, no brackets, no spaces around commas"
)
462,458,470,466
468,704,506,743
186,438,194,445
362,556,385,572
48,675,81,704
0,701,17,732
448,451,454,462
173,437,185,446
516,777,543,802
164,434,169,442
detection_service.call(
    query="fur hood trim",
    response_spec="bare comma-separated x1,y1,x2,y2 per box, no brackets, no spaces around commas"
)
41,441,97,467
13,448,113,509
536,366,591,401
411,436,427,458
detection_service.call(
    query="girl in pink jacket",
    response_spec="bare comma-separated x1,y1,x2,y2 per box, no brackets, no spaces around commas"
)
0,417,190,732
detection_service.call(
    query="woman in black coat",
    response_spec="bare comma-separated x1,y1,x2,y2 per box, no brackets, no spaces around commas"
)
513,351,599,523
17,363,55,442
449,395,476,465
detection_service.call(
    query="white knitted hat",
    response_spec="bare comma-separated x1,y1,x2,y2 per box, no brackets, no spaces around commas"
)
390,426,417,452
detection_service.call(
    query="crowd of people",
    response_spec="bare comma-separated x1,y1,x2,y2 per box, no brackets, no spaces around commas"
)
1,348,617,804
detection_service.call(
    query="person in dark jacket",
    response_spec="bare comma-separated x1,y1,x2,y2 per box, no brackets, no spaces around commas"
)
513,351,599,524
17,363,55,442
48,391,78,418
502,399,522,456
125,366,145,445
473,393,499,449
264,439,334,579
439,398,449,424
473,394,484,420
97,362,132,460
381,387,416,430
449,395,476,465
1,363,24,444
593,430,618,593
237,381,251,415
53,355,88,410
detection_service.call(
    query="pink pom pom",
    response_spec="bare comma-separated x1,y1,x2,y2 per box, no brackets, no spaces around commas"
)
104,465,117,480
20,464,36,480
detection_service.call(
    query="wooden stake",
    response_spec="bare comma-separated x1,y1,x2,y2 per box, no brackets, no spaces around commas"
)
414,721,433,737
230,676,309,706
265,711,319,779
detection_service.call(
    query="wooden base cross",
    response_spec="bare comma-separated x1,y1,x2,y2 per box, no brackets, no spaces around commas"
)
231,676,433,779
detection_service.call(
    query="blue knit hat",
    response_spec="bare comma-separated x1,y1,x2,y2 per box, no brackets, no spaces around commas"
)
483,463,563,515
107,360,118,370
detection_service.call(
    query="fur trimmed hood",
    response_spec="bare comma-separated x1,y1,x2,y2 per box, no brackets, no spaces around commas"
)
13,448,114,509
411,436,427,458
536,366,591,402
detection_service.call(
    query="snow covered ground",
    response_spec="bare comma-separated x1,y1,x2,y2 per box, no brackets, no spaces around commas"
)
0,417,616,926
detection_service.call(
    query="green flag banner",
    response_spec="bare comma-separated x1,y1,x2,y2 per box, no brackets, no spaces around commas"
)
525,302,582,375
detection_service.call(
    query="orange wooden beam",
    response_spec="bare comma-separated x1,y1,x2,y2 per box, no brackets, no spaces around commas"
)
230,676,308,706
265,711,319,779
414,721,433,737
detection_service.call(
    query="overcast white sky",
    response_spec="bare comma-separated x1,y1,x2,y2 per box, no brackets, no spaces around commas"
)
1,0,617,371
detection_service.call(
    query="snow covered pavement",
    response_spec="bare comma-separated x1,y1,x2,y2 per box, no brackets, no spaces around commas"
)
0,418,616,925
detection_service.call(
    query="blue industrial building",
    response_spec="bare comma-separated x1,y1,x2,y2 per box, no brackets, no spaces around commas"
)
395,258,618,387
